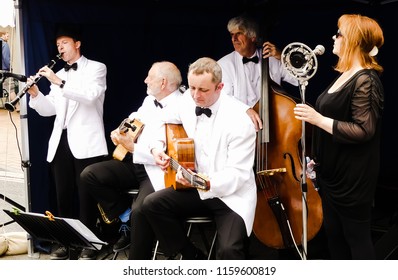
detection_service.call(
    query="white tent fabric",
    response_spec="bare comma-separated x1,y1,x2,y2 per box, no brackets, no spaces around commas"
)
0,0,15,27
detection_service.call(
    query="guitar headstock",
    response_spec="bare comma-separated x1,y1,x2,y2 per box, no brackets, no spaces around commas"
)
118,118,131,134
192,173,210,191
118,118,145,135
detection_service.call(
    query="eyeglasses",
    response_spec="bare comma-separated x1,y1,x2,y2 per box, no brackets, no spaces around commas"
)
335,30,343,38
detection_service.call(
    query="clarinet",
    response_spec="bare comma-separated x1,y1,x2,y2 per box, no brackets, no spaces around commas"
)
5,53,63,112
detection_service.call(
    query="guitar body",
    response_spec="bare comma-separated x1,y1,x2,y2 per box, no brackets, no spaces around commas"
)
164,124,195,190
113,118,145,161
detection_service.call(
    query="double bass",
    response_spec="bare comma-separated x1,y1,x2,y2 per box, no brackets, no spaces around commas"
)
252,54,323,252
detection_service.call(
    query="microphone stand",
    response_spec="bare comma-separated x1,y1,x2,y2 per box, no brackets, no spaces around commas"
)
280,42,322,260
298,79,309,260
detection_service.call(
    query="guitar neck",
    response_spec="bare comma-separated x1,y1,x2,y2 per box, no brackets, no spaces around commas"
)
170,158,193,181
170,158,209,191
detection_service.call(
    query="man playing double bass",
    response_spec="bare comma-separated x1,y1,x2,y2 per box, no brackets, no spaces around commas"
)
218,15,323,255
218,15,298,131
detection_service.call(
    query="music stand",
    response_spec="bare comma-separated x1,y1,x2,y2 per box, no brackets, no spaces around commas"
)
3,209,107,258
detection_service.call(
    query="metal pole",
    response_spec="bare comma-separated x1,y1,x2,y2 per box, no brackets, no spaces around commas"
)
299,81,308,260
14,0,39,258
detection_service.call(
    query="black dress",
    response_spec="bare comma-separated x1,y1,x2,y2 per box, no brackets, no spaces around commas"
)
313,69,384,209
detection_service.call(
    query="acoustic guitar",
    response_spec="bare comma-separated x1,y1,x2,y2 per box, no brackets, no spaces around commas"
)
164,123,210,191
112,118,145,161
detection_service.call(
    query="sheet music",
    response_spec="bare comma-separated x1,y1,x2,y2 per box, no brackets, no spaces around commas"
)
63,218,106,250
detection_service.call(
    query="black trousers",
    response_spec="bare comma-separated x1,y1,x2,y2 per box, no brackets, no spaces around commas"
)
139,187,248,260
128,176,156,259
50,129,104,232
80,155,152,227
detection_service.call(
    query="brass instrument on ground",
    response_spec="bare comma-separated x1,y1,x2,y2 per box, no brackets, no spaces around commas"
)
97,203,118,224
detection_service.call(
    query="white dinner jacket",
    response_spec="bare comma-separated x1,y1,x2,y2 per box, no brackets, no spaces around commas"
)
160,92,257,236
29,55,108,161
131,90,183,191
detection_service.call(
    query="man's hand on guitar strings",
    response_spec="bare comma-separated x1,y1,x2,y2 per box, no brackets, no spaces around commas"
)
176,166,195,187
152,148,170,171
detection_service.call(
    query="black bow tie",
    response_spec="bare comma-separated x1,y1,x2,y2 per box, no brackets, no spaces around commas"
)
154,99,163,108
242,56,259,64
195,106,212,117
64,62,78,72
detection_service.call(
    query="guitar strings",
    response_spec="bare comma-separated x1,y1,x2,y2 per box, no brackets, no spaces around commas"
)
170,158,207,189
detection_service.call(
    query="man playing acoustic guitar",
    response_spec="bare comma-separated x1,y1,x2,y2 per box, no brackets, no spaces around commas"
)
80,61,183,258
138,57,257,260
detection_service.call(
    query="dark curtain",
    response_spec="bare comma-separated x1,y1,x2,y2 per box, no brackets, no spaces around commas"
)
20,0,398,220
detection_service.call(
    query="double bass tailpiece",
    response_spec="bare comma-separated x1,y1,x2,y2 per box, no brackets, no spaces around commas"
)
257,168,287,176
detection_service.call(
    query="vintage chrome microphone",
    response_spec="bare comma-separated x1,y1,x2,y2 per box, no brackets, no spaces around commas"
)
5,53,63,112
0,71,27,82
281,42,324,82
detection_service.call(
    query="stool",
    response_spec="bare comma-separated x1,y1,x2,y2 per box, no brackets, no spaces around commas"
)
152,216,217,260
184,216,217,260
111,188,139,260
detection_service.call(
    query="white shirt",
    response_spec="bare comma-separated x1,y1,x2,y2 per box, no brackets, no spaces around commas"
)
218,49,299,107
194,99,220,176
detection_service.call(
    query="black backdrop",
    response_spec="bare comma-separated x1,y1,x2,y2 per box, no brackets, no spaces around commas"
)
20,0,398,258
